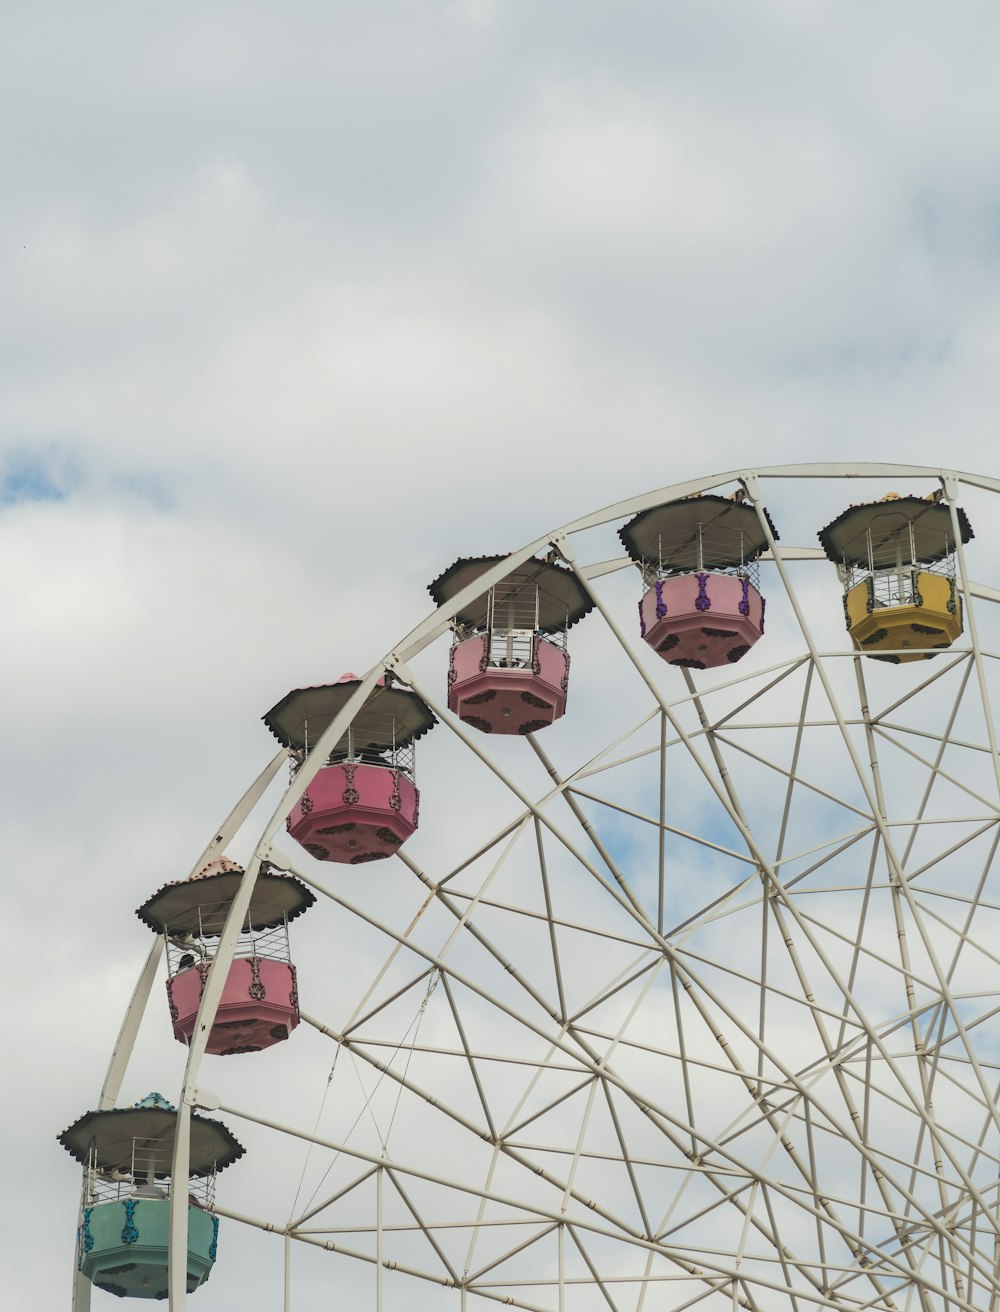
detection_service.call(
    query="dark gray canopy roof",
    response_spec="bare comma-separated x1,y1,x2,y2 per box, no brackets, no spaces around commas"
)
818,496,973,567
264,678,436,753
427,554,593,633
136,867,315,937
58,1093,245,1177
619,495,778,571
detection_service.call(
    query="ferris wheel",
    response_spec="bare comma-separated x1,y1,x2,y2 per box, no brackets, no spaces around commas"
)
61,463,1000,1312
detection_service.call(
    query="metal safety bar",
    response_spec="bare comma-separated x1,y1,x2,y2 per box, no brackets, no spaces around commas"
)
82,1145,215,1210
164,919,292,972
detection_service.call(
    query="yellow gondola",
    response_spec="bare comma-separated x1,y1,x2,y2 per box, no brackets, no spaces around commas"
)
818,493,973,662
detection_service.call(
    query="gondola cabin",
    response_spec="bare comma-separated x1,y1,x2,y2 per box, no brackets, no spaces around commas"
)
264,674,436,863
136,858,315,1056
428,554,593,734
59,1092,244,1300
818,493,973,662
620,494,776,669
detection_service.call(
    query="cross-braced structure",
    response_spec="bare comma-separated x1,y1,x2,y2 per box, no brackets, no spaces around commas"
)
78,465,1000,1312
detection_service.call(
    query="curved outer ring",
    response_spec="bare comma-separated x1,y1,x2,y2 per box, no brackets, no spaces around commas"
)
83,461,1000,1310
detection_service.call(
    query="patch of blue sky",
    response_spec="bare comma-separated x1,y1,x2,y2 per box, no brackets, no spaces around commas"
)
593,796,752,933
0,449,81,505
786,334,953,381
110,469,176,511
0,445,178,512
910,186,1000,263
592,765,875,948
937,994,1000,1062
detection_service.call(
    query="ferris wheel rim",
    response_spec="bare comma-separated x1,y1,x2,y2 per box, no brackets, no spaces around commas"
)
80,462,1000,1312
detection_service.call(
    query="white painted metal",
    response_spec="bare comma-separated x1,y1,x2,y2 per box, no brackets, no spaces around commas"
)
71,1262,91,1311
78,465,1000,1312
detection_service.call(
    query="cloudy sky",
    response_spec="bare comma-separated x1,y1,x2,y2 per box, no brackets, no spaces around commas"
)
6,2,1000,1306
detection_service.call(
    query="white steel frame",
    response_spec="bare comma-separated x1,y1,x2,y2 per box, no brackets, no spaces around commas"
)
75,464,1000,1312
